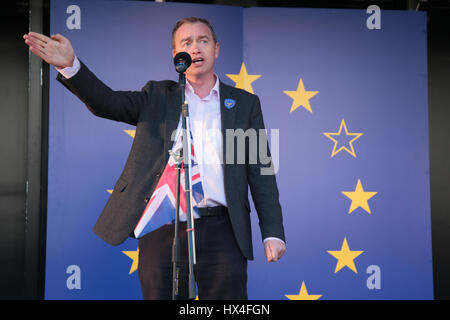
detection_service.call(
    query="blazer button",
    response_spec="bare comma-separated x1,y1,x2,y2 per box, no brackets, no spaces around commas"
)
155,172,161,178
144,196,150,203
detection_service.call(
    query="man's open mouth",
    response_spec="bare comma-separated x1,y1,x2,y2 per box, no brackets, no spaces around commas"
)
193,58,204,64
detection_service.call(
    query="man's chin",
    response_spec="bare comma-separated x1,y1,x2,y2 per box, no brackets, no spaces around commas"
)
186,69,213,80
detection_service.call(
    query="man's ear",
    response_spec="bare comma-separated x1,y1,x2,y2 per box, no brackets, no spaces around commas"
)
214,42,220,60
172,49,176,58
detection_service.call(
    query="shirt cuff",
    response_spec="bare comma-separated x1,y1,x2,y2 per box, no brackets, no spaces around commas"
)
263,237,285,245
55,55,80,79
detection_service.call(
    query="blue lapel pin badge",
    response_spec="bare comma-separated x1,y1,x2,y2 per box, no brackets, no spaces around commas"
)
224,98,236,109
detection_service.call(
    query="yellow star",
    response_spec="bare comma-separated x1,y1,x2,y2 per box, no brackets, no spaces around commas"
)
124,129,135,138
323,119,363,157
226,62,261,94
327,238,363,274
283,78,319,113
342,179,378,214
122,248,139,275
285,282,322,300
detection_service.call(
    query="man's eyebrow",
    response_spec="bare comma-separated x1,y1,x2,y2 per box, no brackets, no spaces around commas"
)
180,36,193,44
180,35,210,43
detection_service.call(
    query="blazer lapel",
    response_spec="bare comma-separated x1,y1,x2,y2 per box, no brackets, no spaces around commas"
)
219,81,238,201
220,80,237,133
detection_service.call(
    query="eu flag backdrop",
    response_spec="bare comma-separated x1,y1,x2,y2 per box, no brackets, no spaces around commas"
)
46,0,432,299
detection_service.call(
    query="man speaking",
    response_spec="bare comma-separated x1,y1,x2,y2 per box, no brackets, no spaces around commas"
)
24,17,286,300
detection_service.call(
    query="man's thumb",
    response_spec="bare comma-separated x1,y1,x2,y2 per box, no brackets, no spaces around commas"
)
51,33,64,42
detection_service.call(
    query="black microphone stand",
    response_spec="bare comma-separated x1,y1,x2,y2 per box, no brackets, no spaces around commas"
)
172,54,197,300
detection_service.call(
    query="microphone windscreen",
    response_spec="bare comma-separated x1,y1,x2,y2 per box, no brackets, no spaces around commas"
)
173,52,192,73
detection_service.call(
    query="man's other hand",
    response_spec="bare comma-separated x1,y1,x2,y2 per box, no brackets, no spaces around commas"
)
23,32,75,69
264,239,286,262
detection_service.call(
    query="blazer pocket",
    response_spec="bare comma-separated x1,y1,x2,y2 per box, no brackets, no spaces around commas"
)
113,177,128,193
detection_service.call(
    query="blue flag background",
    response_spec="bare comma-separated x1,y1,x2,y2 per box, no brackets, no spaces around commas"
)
46,0,432,299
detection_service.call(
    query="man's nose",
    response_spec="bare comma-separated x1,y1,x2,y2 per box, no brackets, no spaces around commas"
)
190,41,201,54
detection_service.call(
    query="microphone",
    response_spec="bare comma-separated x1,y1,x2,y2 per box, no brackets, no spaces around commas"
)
173,52,192,73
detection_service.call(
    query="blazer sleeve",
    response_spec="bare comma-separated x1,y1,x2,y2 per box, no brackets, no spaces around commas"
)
247,95,286,243
56,59,151,126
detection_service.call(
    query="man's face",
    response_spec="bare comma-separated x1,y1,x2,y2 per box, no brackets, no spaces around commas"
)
172,22,219,80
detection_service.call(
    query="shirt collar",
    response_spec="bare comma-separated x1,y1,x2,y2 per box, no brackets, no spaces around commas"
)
186,74,220,100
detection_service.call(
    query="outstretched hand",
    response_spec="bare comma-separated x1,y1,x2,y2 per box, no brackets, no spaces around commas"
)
23,32,75,69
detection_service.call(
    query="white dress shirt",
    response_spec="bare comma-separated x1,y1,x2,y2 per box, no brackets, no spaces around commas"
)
184,76,227,208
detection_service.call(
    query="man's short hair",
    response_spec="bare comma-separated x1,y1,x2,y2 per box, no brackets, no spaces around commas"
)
171,17,217,49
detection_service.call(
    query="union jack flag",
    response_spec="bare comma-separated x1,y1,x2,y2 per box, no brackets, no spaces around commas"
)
133,129,204,238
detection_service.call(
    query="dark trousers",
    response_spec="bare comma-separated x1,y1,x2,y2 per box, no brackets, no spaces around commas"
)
137,210,248,300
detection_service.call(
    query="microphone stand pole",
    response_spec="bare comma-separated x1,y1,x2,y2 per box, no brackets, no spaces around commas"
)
171,148,182,300
173,71,197,300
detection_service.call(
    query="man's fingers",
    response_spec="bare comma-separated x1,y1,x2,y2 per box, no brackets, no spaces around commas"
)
264,240,286,262
265,242,279,262
29,34,51,50
25,33,50,55
265,245,273,262
25,38,45,51
28,32,51,44
270,244,278,262
29,45,47,60
29,36,47,48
